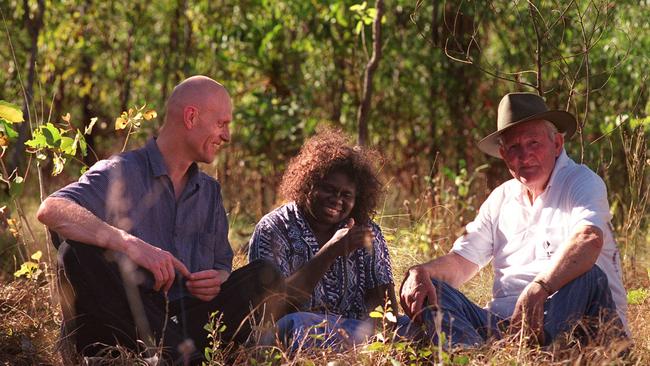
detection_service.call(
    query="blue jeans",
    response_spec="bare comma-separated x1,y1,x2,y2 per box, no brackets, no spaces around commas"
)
422,266,625,347
265,312,413,350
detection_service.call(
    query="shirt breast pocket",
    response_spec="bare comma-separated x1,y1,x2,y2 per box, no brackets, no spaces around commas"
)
193,232,217,271
535,226,566,260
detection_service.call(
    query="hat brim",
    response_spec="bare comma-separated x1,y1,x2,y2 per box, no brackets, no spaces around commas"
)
477,110,576,158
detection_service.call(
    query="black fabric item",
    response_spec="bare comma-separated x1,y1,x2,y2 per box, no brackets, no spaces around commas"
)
56,238,285,364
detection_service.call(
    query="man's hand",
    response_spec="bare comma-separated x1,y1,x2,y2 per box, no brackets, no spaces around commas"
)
186,269,230,302
122,234,191,293
400,265,437,322
509,281,549,344
324,218,374,257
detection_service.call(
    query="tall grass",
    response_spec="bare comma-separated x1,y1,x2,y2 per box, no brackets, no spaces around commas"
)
1,127,648,365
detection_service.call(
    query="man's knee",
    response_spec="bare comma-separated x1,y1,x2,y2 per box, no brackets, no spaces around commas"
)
562,265,609,291
585,265,608,284
248,259,284,287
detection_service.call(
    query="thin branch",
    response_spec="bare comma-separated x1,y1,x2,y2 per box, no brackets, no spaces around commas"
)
528,1,544,95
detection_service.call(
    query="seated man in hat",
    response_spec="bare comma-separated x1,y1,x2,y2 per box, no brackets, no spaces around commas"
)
400,92,628,347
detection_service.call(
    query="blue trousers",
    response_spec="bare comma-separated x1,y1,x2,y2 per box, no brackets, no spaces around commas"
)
422,266,625,347
266,312,412,350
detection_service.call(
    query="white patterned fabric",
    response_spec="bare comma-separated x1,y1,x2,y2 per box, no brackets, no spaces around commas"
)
248,202,393,319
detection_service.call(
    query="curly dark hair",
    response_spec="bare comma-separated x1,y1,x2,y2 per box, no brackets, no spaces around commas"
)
279,128,383,223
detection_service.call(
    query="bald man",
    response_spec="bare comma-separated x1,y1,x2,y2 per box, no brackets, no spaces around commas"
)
38,76,283,364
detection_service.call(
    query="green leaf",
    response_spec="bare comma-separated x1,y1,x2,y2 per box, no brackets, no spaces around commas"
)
0,119,18,140
13,261,39,278
453,355,470,365
31,250,42,261
365,8,377,23
60,136,76,155
9,175,24,198
418,348,432,358
355,21,363,35
76,130,88,156
25,130,47,149
42,123,62,147
365,341,384,352
0,101,24,123
627,288,649,305
350,2,367,12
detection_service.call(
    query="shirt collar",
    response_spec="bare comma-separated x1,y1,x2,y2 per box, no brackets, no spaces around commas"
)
145,138,168,178
145,137,202,187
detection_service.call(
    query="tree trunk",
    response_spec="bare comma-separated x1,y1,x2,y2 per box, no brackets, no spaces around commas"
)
161,0,185,108
10,0,45,172
356,0,384,146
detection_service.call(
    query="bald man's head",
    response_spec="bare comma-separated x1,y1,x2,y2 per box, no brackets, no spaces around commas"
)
165,75,231,125
158,75,233,164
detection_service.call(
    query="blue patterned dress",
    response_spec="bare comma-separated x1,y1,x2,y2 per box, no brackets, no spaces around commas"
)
248,202,394,320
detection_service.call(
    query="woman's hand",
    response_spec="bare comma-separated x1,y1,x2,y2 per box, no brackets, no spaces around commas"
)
325,218,374,257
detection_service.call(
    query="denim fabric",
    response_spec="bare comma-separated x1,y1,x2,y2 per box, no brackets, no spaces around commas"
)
264,312,412,350
422,266,625,347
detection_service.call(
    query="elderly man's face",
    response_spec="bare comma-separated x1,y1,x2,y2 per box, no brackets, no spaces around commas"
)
498,120,563,195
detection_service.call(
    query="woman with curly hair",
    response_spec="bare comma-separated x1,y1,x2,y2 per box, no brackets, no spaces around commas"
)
248,128,402,347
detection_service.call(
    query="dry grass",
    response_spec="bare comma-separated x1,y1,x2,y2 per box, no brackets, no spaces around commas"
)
1,260,649,365
0,273,62,365
2,185,648,365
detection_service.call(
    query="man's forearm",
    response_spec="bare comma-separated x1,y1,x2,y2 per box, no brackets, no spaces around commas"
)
535,225,603,294
417,252,479,288
37,197,126,252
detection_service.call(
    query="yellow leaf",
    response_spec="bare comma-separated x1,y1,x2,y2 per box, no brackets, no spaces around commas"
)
0,101,24,123
0,134,8,148
31,250,42,261
115,117,128,130
61,113,71,123
143,110,157,120
369,311,383,318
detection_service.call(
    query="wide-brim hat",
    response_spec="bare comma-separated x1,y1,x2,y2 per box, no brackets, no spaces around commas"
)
477,92,577,158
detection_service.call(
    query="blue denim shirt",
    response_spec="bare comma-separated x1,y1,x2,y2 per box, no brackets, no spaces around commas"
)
51,138,233,300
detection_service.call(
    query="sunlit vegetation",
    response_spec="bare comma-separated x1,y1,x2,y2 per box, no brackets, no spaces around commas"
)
0,0,648,364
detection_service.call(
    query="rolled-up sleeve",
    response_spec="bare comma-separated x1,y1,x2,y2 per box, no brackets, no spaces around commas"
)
49,159,119,220
450,189,498,268
568,172,611,233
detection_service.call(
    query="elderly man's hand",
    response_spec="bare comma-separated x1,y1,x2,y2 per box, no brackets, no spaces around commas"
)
509,281,549,344
186,269,230,302
400,265,437,322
